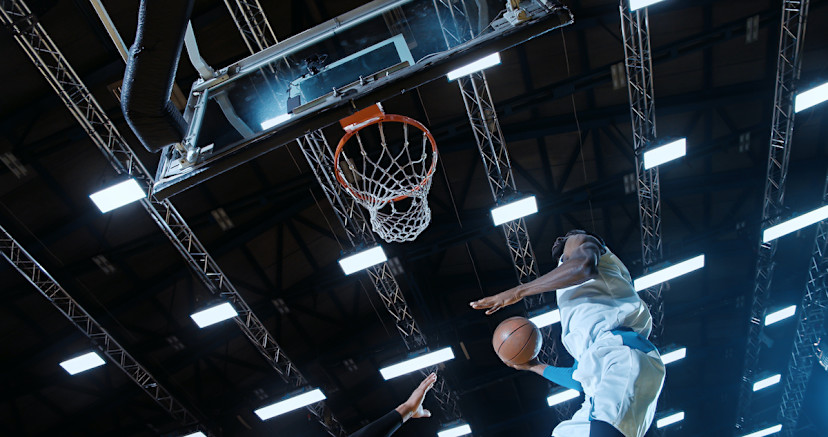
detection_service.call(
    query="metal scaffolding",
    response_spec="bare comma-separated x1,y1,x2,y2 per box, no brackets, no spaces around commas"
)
735,1,810,431
619,1,665,344
777,169,827,436
222,0,278,53
0,224,210,436
0,1,345,435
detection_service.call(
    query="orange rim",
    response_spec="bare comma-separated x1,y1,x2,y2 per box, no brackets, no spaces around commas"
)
334,114,438,203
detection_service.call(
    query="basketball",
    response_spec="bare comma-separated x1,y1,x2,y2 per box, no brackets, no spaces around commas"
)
492,316,542,365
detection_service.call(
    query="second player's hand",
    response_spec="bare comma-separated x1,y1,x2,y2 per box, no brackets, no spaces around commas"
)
469,287,522,315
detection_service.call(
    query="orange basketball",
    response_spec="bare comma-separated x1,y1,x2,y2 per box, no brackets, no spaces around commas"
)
492,316,542,365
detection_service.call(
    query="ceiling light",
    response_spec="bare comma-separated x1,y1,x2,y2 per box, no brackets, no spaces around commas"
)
661,347,686,365
89,178,145,213
633,255,705,291
794,81,828,112
182,432,207,437
190,302,238,328
447,53,501,81
491,195,538,226
261,113,292,130
629,0,667,11
643,138,686,169
437,423,472,437
764,305,796,326
753,374,782,391
60,351,106,375
547,388,580,406
762,205,828,243
254,388,326,421
656,411,684,428
741,424,782,437
529,308,561,328
339,246,387,275
380,347,454,380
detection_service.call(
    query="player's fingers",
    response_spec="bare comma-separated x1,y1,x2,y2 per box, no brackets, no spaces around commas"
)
422,409,431,417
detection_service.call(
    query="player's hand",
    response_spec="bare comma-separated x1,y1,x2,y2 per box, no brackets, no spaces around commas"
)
396,372,437,422
469,287,522,315
507,358,541,371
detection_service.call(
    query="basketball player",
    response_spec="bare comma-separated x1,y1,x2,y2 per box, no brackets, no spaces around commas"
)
349,372,437,437
470,230,665,437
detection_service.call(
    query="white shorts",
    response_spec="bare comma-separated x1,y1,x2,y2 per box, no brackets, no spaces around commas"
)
552,338,665,437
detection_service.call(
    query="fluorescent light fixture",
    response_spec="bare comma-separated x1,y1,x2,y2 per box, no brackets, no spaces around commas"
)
762,205,828,243
254,389,326,421
764,305,796,326
447,53,501,81
633,255,705,291
644,138,686,169
529,309,561,328
661,347,686,365
182,433,207,437
89,178,145,213
656,411,685,428
380,347,455,380
438,424,472,437
741,424,782,437
547,388,580,406
60,351,106,375
795,82,828,112
629,0,667,11
339,246,387,275
261,113,292,130
753,374,782,391
491,195,538,226
190,302,238,328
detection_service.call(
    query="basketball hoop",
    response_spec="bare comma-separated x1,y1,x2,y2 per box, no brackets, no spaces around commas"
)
334,104,438,242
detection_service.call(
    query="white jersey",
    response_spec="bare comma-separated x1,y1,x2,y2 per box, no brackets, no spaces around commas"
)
552,249,664,437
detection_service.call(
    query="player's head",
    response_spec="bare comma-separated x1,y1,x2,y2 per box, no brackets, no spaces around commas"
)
550,229,606,261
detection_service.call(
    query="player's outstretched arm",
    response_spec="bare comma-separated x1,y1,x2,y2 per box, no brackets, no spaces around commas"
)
469,234,601,315
395,372,437,422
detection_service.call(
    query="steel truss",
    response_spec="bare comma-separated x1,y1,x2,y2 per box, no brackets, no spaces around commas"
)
735,1,810,430
0,225,209,435
619,1,665,343
222,0,278,53
0,1,344,435
777,170,827,436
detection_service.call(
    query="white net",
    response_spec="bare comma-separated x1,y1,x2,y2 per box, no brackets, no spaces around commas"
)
335,115,438,242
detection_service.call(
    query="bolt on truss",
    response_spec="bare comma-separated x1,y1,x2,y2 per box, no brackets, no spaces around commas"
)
296,131,464,423
0,225,210,436
0,1,344,435
619,1,665,344
735,1,810,430
777,169,827,436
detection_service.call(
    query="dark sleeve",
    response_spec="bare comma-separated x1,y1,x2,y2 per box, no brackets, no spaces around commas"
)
349,410,404,437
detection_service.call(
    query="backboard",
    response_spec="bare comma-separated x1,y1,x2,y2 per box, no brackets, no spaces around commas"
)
153,0,573,198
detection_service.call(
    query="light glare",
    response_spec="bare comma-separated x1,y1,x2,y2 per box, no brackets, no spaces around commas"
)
60,351,106,375
438,424,472,437
182,433,207,437
661,347,686,365
741,424,782,437
529,309,561,328
656,411,685,428
190,302,238,328
764,305,796,326
89,179,146,213
447,53,501,81
794,82,828,112
753,374,782,391
491,196,538,226
380,347,454,380
261,113,292,130
762,205,828,242
644,138,686,169
547,388,580,406
630,0,667,11
633,255,705,291
254,389,326,420
339,246,387,275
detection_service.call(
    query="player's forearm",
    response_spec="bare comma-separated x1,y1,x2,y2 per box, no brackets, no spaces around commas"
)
516,258,598,299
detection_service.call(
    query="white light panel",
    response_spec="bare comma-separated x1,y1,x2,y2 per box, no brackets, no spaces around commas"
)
182,433,207,437
661,347,686,365
254,389,326,421
629,0,667,11
380,347,454,380
794,82,828,112
437,424,472,437
633,255,705,291
261,113,292,130
89,179,146,213
491,196,538,226
338,246,387,275
190,302,238,328
529,309,561,328
60,351,106,375
547,388,580,406
643,138,686,169
446,53,501,81
764,305,796,326
753,374,782,391
762,205,828,243
741,424,782,437
656,411,685,428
